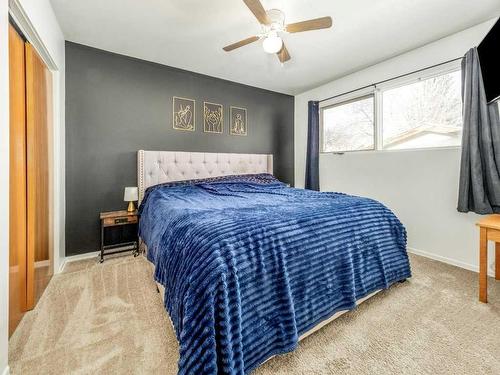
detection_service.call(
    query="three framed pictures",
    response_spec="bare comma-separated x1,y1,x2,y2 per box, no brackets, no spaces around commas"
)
172,97,247,135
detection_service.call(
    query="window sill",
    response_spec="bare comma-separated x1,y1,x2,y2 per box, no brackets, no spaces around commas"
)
320,145,461,155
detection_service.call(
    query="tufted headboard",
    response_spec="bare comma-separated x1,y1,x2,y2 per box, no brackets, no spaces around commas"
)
137,150,273,203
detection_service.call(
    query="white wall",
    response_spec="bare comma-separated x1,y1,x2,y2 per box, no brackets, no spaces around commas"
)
1,0,10,371
0,0,64,371
295,18,499,276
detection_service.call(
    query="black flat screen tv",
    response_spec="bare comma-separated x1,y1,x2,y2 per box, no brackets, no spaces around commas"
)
478,18,500,103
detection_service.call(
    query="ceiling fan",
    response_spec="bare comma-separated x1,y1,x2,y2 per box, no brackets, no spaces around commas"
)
223,0,333,63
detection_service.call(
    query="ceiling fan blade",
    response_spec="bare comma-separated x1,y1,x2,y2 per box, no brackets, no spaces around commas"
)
223,36,260,52
243,0,270,25
286,16,333,33
277,44,291,63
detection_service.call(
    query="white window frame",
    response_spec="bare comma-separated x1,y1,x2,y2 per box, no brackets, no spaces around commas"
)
319,88,376,154
319,60,463,154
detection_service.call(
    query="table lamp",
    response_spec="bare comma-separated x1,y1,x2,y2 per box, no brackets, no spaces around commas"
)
124,187,138,212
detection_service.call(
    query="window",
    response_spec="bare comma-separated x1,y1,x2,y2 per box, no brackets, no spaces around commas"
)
322,95,374,153
320,63,463,153
382,71,462,150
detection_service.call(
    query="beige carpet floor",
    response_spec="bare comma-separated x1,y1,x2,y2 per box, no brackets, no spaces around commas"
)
8,253,500,375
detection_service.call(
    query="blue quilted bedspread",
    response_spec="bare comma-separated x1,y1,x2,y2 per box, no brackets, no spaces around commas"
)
139,174,411,374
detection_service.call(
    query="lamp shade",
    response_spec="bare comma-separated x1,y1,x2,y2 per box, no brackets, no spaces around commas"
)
124,187,138,202
262,31,283,54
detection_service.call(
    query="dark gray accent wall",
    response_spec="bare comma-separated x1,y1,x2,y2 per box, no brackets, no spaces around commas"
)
65,42,294,256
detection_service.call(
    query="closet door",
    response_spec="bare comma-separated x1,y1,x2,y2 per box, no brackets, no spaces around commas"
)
25,43,53,308
9,24,28,336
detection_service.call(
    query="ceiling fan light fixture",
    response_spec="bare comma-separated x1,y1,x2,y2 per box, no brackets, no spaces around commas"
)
262,32,283,54
222,1,333,64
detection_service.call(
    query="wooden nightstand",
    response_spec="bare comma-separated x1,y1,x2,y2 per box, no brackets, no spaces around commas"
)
99,210,139,263
476,215,500,303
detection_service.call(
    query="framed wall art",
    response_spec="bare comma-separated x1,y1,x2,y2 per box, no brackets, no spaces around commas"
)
230,106,247,136
203,102,223,133
172,96,195,131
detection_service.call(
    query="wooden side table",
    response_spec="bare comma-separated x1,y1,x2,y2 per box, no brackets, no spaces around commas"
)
476,215,500,303
100,210,139,263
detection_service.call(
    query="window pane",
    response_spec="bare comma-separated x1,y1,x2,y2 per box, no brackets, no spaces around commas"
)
382,70,462,150
322,96,374,152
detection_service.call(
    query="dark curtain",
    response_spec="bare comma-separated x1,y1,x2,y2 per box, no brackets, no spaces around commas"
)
305,101,320,191
458,47,500,214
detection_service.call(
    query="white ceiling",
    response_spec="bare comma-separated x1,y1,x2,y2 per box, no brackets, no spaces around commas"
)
50,0,499,95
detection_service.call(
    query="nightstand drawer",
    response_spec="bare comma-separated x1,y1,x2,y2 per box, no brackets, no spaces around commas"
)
103,216,138,227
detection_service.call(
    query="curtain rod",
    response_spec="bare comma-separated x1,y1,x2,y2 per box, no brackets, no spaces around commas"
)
319,56,463,103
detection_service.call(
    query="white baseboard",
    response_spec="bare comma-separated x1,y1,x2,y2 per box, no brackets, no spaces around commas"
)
2,365,10,375
58,251,100,273
59,246,138,273
35,259,50,268
408,247,495,278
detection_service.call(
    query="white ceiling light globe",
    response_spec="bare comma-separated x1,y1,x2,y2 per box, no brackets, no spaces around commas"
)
262,32,283,54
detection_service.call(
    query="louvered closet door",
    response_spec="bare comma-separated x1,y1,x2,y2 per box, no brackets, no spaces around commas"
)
25,43,53,308
9,24,28,336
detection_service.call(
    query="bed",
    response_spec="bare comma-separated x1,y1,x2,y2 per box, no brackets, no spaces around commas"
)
137,150,411,375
